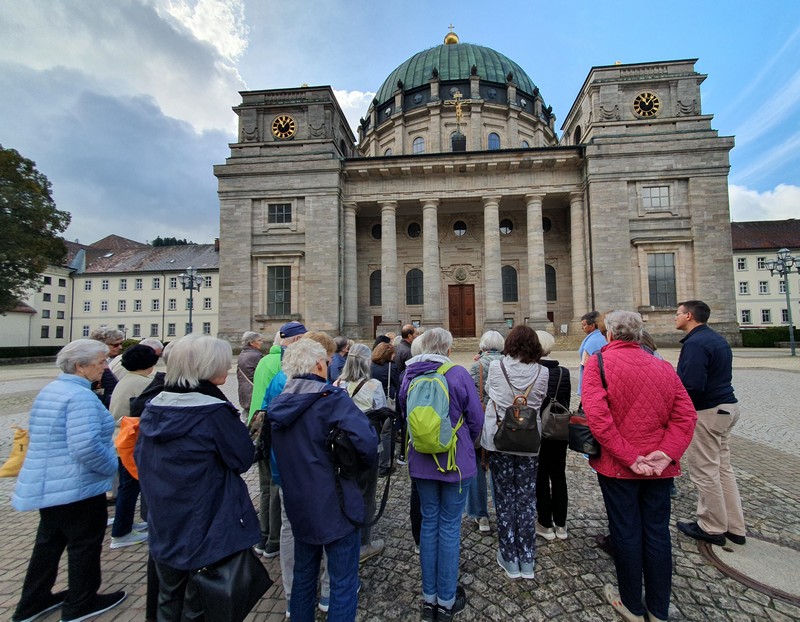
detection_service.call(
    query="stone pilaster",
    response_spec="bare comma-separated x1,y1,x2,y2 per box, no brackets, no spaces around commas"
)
483,195,507,332
525,194,550,329
379,201,400,334
569,191,589,323
421,198,443,328
342,202,359,335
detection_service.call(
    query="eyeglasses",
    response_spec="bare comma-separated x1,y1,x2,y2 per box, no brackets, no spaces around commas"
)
674,312,688,318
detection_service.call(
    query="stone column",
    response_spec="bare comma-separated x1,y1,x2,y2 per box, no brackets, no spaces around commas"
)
379,201,400,334
525,194,550,329
483,195,507,332
342,202,359,335
569,191,589,322
421,198,442,328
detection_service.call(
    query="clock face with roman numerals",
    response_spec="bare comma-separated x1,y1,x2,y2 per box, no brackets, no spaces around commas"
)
633,92,661,118
271,115,296,139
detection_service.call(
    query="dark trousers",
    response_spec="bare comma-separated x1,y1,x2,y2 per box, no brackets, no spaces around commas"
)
598,474,673,620
154,561,204,622
112,459,140,537
535,439,569,528
15,494,107,620
410,480,421,546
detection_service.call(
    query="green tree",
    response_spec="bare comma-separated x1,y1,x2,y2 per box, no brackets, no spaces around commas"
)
0,145,71,313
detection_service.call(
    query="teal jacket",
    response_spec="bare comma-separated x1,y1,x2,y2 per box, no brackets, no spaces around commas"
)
248,344,282,421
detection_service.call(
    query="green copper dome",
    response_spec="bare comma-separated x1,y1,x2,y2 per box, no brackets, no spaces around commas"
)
374,41,537,106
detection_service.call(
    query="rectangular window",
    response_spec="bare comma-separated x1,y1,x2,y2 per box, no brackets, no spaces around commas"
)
783,309,790,323
641,186,670,209
204,276,212,288
736,258,747,271
119,278,127,291
738,282,749,295
150,323,159,337
758,281,769,294
267,266,291,315
82,325,90,337
58,278,66,287
780,280,786,294
168,298,177,311
152,299,160,311
118,300,127,312
134,300,142,312
100,300,108,312
117,324,126,333
167,323,176,337
41,326,50,339
202,322,211,335
56,310,64,319
56,326,64,339
169,276,178,289
42,310,51,319
762,309,772,324
43,276,52,285
135,278,143,290
647,253,677,308
83,301,91,312
757,257,767,270
152,277,161,290
101,279,109,290
741,309,751,324
57,294,65,303
42,293,51,302
84,280,92,291
203,297,212,310
267,203,292,224
133,324,141,338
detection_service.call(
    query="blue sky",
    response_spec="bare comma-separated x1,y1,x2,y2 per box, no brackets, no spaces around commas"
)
0,0,797,244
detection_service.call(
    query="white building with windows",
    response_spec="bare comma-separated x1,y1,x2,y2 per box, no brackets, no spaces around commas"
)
731,220,800,328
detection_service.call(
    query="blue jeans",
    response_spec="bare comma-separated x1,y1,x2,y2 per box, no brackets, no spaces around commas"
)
415,477,469,608
465,449,490,519
292,529,360,622
598,475,673,620
112,459,140,537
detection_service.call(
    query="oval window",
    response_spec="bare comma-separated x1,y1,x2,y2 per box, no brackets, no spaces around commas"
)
453,221,467,237
408,222,421,238
500,219,513,235
372,224,382,240
542,217,552,233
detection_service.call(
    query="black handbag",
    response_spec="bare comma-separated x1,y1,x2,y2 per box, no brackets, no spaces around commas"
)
540,367,570,441
493,362,542,454
191,548,273,622
567,352,607,456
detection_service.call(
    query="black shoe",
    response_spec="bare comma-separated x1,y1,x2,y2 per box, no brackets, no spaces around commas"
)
595,533,615,557
677,520,725,546
263,542,280,558
60,591,127,622
725,531,747,545
13,591,67,622
435,586,466,622
421,601,437,621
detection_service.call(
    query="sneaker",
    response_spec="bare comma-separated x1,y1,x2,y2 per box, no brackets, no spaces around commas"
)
535,521,556,541
396,456,408,465
496,550,520,579
414,544,420,554
12,591,66,622
603,584,645,622
519,561,535,580
254,539,267,555
318,595,329,613
60,591,127,622
555,525,568,540
110,531,148,549
435,585,466,622
476,517,490,533
263,542,280,558
132,521,148,532
421,601,436,621
359,539,385,563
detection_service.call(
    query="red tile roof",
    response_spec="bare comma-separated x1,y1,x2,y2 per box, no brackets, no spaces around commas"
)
731,219,800,251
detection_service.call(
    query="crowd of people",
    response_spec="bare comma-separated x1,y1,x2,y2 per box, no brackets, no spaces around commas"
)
10,299,747,622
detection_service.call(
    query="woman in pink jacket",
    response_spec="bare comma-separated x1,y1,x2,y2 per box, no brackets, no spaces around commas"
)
582,311,696,622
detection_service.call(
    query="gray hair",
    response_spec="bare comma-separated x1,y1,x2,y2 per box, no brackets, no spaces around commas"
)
165,334,232,388
139,337,164,352
161,340,175,365
241,331,262,347
416,327,452,356
89,326,125,344
479,330,505,352
535,330,556,356
604,310,643,343
333,336,349,353
282,338,326,379
338,343,372,382
57,339,109,374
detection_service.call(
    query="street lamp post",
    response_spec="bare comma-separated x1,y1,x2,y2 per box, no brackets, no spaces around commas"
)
765,248,800,357
178,266,203,334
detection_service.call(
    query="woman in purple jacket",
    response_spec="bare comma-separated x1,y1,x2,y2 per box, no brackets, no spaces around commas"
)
398,328,484,622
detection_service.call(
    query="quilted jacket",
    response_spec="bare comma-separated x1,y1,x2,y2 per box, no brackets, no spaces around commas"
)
13,373,117,511
582,340,697,479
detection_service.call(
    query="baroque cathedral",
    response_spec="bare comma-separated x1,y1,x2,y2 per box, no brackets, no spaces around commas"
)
215,29,739,344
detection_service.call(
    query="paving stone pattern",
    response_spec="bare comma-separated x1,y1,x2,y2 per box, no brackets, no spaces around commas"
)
0,354,799,621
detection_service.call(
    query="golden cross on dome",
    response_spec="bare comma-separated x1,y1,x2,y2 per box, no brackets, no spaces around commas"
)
444,89,472,132
448,23,455,32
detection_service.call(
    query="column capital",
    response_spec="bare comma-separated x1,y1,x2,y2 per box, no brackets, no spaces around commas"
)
568,190,584,204
380,200,398,212
342,201,358,213
524,193,545,206
482,195,502,207
419,197,440,209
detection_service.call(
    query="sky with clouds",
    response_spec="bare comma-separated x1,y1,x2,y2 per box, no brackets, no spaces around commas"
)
0,0,797,245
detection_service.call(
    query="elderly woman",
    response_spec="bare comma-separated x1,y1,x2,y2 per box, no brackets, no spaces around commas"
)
399,328,484,622
480,325,549,581
582,311,696,622
136,334,260,621
467,330,505,532
237,331,264,413
12,339,126,622
89,327,125,407
370,341,399,476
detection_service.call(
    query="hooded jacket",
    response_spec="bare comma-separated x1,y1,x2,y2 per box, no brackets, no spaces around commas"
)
398,355,484,482
268,374,378,545
136,388,260,570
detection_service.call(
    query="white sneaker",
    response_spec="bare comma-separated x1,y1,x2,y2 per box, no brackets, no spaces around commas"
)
535,521,556,541
477,517,490,532
132,521,148,532
555,525,568,540
110,531,148,549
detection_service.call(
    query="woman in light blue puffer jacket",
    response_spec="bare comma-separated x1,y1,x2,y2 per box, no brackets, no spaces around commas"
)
11,339,126,622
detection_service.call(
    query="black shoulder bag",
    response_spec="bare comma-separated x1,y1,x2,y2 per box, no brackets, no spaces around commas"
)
567,352,606,456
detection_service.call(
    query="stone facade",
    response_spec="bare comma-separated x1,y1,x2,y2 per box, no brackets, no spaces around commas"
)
215,37,739,345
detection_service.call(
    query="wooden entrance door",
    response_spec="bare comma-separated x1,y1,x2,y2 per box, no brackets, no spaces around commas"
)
448,285,476,337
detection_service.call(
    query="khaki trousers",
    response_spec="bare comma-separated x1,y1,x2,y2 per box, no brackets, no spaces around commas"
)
686,403,746,536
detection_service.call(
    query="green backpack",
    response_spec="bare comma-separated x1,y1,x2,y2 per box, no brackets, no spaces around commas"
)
406,362,463,473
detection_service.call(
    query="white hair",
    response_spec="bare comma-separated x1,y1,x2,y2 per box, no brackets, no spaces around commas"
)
164,334,232,388
605,310,643,343
479,330,505,352
89,326,124,344
338,343,372,382
282,339,326,379
535,330,556,356
241,331,262,346
57,339,109,374
416,327,452,356
139,337,164,352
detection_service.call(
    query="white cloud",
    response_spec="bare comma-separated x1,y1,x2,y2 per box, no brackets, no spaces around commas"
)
332,89,375,139
155,0,249,61
729,184,800,222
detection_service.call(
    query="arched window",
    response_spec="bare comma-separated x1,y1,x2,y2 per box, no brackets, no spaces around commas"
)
545,265,557,301
370,270,382,306
412,136,425,154
502,265,518,302
574,125,582,145
371,224,382,240
406,269,423,305
384,147,393,156
520,139,530,149
488,132,501,150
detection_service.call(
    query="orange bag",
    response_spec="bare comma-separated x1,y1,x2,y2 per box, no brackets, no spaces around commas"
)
115,417,140,479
